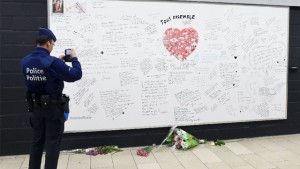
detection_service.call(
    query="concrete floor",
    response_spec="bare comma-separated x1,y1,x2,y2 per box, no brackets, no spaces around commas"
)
1,134,300,169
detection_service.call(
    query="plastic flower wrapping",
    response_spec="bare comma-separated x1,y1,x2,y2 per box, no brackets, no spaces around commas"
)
166,128,199,150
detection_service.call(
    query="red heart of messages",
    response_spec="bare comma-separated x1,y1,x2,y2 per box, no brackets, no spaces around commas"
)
163,28,198,61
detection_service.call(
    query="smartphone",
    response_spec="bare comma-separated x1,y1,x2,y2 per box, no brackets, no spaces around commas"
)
64,49,72,62
65,49,71,56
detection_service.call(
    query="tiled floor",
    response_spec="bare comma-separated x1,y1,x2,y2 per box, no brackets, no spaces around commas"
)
1,134,300,169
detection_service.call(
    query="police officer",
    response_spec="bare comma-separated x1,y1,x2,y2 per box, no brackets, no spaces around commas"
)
22,27,82,169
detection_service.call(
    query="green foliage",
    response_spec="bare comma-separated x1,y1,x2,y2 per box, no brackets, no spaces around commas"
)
73,149,85,154
141,146,154,153
214,140,225,146
95,146,123,154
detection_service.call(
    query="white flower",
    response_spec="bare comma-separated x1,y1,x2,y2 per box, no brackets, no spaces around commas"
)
181,141,188,149
174,135,180,141
85,148,95,153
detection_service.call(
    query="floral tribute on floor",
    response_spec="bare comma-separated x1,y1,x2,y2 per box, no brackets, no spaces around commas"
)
71,127,225,157
165,128,200,150
74,146,122,156
136,145,154,157
211,139,226,146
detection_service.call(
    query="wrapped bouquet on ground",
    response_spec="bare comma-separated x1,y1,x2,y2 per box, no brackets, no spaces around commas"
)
211,139,225,146
85,146,122,156
166,128,199,150
136,145,154,157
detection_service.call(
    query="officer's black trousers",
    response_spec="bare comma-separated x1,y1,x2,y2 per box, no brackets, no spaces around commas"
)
29,112,64,169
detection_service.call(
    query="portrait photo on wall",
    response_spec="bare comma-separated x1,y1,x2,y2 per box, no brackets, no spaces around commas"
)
53,0,64,13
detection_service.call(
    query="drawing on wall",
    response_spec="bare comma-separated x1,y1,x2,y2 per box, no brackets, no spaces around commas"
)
48,0,289,132
163,28,199,61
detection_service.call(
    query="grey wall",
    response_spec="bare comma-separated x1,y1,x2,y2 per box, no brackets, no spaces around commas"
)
1,0,300,156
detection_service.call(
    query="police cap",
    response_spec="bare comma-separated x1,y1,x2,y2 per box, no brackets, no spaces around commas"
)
39,27,57,42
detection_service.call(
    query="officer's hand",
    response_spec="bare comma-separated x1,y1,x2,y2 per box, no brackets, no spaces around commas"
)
59,55,65,60
70,49,77,58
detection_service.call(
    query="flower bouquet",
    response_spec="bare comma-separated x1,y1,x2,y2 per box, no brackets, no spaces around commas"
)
136,145,154,157
166,128,199,150
85,146,122,156
211,139,225,146
85,148,98,156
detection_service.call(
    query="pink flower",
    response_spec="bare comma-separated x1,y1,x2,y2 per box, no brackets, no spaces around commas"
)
137,149,149,157
136,146,153,157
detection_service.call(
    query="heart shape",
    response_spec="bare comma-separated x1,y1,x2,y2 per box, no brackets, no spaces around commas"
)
163,28,198,61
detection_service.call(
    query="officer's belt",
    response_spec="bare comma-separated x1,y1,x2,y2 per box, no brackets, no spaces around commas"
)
31,94,62,101
28,94,67,108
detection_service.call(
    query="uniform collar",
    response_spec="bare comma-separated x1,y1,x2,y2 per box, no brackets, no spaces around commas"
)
34,47,50,55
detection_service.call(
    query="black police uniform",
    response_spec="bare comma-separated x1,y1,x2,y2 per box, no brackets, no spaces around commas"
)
22,28,82,169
